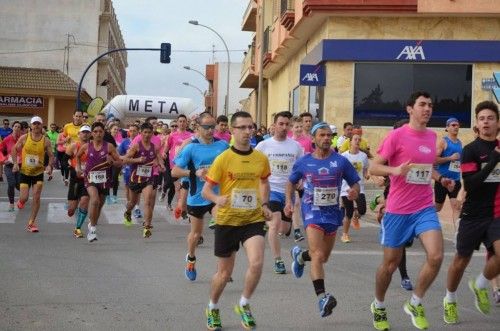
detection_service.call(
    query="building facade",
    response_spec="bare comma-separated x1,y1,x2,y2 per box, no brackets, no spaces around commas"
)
241,0,500,145
0,0,126,125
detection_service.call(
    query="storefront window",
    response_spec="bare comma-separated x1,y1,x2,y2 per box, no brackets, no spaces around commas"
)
308,86,323,122
353,63,472,127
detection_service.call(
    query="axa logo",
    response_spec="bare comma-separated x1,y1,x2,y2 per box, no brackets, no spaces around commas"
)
302,73,319,82
396,45,426,60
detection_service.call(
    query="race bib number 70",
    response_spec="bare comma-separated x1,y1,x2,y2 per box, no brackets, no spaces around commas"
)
231,188,257,209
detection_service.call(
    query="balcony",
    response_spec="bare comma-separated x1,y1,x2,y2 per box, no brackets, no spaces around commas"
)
205,94,214,110
302,0,417,15
280,0,295,31
205,64,215,81
240,43,258,88
242,0,257,32
262,26,272,67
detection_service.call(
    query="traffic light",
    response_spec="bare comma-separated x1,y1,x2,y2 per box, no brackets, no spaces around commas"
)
160,43,171,63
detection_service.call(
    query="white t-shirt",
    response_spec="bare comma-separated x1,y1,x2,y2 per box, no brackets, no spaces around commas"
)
340,150,368,196
255,137,303,193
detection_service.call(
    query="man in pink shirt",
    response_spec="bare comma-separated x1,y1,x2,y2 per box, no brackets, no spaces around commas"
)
213,115,231,143
368,91,455,331
291,116,313,154
166,114,193,169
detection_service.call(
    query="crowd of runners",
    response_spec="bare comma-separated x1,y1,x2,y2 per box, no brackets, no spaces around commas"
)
0,91,498,330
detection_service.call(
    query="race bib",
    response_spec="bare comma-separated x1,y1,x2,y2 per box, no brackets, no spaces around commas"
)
270,159,291,177
483,162,500,183
89,170,107,184
25,154,39,167
137,165,152,178
406,164,432,185
313,187,338,206
231,188,257,209
448,161,461,173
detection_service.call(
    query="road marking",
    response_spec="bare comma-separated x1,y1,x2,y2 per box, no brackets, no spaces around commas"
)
0,202,16,223
331,250,485,258
101,204,128,224
47,203,73,224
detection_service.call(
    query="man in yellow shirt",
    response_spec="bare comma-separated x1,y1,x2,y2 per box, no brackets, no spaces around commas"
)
12,116,54,232
338,125,372,157
202,111,272,330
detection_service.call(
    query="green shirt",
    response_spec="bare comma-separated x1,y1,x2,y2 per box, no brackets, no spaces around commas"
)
46,130,59,152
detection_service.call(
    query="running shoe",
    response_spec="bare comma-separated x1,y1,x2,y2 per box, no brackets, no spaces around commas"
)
87,224,97,242
133,208,143,219
8,205,15,212
185,254,197,281
68,209,76,217
371,301,390,331
206,307,222,330
64,178,69,186
73,228,84,238
111,195,118,204
370,194,380,211
234,304,256,329
403,301,429,330
123,211,133,227
401,278,413,291
26,221,39,233
174,207,182,220
290,246,304,278
208,218,216,229
352,216,361,230
143,226,152,238
294,230,305,242
468,279,490,314
318,293,337,318
17,200,25,209
341,233,351,243
167,203,173,211
158,192,166,202
273,259,286,274
105,195,112,205
443,297,458,324
493,290,500,306
197,236,204,246
181,210,188,220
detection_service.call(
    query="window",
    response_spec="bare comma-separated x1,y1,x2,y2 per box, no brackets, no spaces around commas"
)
353,63,472,127
308,86,324,122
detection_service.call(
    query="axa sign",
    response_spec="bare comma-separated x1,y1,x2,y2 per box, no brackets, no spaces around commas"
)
300,64,325,86
396,44,426,61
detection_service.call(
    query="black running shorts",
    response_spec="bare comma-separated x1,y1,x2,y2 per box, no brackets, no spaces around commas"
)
214,222,266,257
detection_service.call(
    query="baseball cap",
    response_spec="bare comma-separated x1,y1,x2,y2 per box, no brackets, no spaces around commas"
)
79,125,91,132
30,116,43,124
446,117,459,126
329,124,337,134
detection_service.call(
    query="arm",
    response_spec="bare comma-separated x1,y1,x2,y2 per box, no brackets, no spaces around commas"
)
123,144,143,165
463,147,500,193
44,138,54,175
75,143,88,177
435,138,459,165
284,180,298,217
201,180,228,207
368,154,410,177
108,144,123,167
155,145,166,172
11,134,27,172
259,178,272,219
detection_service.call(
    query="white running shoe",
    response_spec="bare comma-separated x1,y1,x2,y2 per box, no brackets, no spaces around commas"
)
87,224,97,242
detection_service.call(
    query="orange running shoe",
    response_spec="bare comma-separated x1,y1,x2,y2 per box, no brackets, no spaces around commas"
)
17,200,25,209
26,221,39,233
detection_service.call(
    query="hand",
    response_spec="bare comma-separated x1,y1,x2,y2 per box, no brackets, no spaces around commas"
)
45,165,53,176
262,205,273,220
284,202,293,218
393,160,411,177
136,156,145,164
12,163,19,172
347,188,359,201
214,195,229,207
449,152,460,161
442,177,455,192
195,168,208,180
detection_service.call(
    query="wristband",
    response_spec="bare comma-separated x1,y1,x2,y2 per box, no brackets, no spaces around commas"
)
261,202,269,208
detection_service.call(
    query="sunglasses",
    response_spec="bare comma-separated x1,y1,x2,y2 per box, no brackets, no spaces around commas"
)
232,125,254,131
200,124,215,130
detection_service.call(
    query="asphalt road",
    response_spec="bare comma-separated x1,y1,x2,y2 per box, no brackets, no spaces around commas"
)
0,173,499,330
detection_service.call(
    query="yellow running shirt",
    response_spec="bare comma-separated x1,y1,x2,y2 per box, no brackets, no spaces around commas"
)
20,133,46,176
206,147,271,226
63,123,81,145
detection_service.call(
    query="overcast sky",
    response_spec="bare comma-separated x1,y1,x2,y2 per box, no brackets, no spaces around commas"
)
113,0,251,108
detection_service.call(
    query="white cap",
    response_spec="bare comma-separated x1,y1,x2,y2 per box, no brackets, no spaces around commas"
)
30,116,43,124
79,125,91,132
329,124,337,134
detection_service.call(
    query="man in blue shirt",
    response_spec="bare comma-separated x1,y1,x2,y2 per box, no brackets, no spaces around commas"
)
0,119,12,139
285,122,360,318
172,112,229,281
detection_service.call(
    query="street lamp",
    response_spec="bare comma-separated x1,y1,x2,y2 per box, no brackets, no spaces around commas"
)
182,81,205,98
188,20,230,117
183,66,214,113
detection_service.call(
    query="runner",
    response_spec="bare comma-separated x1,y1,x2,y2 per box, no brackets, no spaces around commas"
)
118,123,140,219
443,101,499,324
12,116,54,232
368,91,455,330
65,125,91,238
213,115,231,143
299,112,314,136
255,111,303,274
340,133,369,243
76,121,122,242
171,112,229,281
0,121,23,211
285,122,360,318
123,122,165,238
336,122,353,150
435,117,463,224
202,111,272,330
61,110,84,185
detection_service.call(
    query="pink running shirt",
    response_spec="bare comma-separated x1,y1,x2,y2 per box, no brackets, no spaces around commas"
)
214,130,231,143
292,134,313,154
377,124,436,214
166,131,193,168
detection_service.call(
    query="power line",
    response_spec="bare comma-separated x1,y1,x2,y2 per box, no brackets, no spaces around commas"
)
0,48,65,55
0,47,246,55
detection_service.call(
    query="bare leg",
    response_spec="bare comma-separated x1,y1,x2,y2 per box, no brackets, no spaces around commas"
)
375,247,404,301
414,230,444,298
242,235,265,299
210,253,236,303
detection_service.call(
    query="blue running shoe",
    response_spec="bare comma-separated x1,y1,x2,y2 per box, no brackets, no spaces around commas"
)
290,246,304,278
319,293,337,318
185,254,197,281
273,259,286,274
105,195,112,205
133,208,143,219
401,278,413,291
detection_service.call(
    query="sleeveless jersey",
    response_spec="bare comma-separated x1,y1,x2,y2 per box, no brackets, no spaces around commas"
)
20,133,45,176
70,142,87,179
437,136,462,181
130,141,157,183
84,142,111,188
